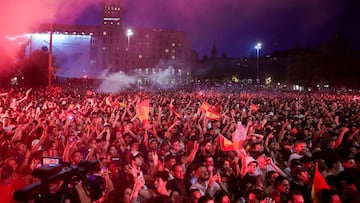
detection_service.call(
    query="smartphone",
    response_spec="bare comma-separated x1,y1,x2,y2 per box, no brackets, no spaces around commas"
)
42,156,61,166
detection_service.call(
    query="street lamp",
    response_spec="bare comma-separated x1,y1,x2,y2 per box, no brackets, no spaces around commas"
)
254,43,261,83
126,29,133,49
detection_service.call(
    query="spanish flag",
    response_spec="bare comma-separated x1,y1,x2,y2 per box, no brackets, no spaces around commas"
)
219,134,240,151
250,104,259,112
311,162,330,203
136,99,150,124
205,109,221,121
200,102,212,112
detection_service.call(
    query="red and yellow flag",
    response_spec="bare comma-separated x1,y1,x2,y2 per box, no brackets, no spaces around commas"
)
200,102,212,112
250,104,259,112
219,134,240,151
136,100,150,123
205,109,221,120
311,162,330,203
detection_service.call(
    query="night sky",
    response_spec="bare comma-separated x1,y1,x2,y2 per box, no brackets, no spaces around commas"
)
69,0,360,58
1,0,359,59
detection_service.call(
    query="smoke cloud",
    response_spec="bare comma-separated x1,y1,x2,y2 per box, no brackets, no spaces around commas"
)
0,0,100,78
96,66,178,93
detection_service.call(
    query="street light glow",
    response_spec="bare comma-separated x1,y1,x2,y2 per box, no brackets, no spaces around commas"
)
126,29,133,49
255,42,262,83
255,43,261,50
126,29,133,37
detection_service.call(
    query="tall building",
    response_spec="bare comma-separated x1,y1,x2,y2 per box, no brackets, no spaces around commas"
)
17,0,192,84
124,28,192,84
100,0,126,73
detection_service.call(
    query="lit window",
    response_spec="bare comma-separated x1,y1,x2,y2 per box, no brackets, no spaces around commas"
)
102,46,106,50
172,56,176,59
165,49,169,53
171,43,175,47
139,54,143,59
103,31,107,35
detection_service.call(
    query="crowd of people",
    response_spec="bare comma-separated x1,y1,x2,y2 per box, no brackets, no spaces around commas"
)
0,85,360,203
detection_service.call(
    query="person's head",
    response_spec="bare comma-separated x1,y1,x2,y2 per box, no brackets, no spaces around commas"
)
198,194,214,203
171,163,185,180
321,189,342,203
204,155,214,167
247,188,267,203
164,154,176,170
341,156,356,169
71,151,82,165
149,139,158,151
29,157,42,171
1,165,14,181
245,157,258,175
170,138,180,152
130,140,140,152
195,165,209,181
265,171,279,186
153,171,169,193
293,140,307,155
289,190,305,203
200,140,213,155
108,145,118,156
189,189,201,203
275,176,290,194
15,142,27,155
131,153,144,168
291,165,310,184
5,157,18,171
121,186,133,203
214,190,231,203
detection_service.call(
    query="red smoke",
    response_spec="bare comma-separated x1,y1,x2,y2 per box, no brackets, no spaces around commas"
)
0,0,100,78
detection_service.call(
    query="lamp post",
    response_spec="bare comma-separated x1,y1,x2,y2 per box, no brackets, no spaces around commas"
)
255,43,261,83
48,17,53,87
126,29,133,49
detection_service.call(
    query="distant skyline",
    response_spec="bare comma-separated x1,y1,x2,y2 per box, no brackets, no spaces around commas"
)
63,0,360,58
2,0,359,59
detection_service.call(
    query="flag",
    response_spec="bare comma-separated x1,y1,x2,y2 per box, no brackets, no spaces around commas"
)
311,162,330,203
118,102,127,108
105,95,113,106
205,109,221,120
232,122,247,142
170,104,183,118
219,134,240,151
250,104,259,112
136,100,150,124
200,102,212,112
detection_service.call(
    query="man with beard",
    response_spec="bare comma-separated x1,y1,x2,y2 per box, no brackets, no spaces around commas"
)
167,163,192,198
193,140,213,164
190,165,221,197
270,176,291,203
